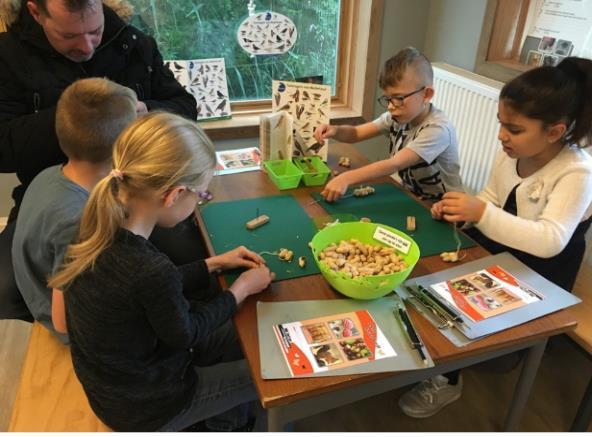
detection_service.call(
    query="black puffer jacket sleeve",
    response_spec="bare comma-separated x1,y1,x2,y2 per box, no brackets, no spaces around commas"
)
0,34,64,177
141,36,197,118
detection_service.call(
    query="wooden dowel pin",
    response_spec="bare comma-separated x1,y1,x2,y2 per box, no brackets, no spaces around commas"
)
406,216,416,232
246,215,270,230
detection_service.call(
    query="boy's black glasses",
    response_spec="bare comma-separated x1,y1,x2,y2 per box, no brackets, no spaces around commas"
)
377,86,426,108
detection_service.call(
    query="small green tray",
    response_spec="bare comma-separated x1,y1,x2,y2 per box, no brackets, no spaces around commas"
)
263,160,303,190
293,156,331,186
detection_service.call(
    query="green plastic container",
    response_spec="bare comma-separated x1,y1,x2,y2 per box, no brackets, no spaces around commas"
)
310,222,420,300
263,159,303,190
293,156,331,186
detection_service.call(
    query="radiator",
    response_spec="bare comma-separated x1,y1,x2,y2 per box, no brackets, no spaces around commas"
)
432,64,503,194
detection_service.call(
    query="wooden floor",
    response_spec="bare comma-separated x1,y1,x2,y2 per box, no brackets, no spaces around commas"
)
1,269,591,432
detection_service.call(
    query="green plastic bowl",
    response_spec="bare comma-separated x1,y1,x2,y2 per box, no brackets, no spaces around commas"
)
311,222,420,300
293,156,331,186
263,159,303,190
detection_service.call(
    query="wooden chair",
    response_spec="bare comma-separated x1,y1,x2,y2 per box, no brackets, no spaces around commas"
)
568,285,592,432
8,322,110,431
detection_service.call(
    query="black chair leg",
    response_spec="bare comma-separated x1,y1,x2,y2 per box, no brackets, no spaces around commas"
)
571,375,592,431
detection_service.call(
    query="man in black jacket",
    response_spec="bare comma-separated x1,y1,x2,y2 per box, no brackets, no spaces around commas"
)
0,0,202,320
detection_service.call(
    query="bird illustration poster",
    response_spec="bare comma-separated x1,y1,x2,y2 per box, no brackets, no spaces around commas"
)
272,80,331,160
164,58,231,122
237,11,297,55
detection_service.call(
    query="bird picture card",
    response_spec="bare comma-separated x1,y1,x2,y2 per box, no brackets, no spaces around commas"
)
164,58,231,122
272,80,331,160
237,11,298,56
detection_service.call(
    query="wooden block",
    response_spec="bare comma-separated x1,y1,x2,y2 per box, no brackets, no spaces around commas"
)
9,323,111,431
406,216,416,232
246,214,270,230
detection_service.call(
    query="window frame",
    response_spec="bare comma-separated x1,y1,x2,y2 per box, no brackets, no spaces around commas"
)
475,0,533,83
201,0,385,140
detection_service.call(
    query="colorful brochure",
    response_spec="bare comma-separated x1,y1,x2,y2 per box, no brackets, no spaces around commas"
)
215,147,261,175
273,310,396,376
430,265,543,322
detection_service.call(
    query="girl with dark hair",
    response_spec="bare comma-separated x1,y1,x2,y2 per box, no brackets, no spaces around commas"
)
433,56,592,291
399,57,592,420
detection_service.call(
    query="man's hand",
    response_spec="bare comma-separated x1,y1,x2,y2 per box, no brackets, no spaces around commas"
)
440,192,486,223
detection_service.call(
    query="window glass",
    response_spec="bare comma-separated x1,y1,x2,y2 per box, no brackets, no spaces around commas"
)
127,0,341,102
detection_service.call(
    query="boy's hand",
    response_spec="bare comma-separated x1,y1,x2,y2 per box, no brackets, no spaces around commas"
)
431,200,444,220
440,192,486,223
206,246,265,272
314,124,338,144
229,266,275,304
321,173,350,202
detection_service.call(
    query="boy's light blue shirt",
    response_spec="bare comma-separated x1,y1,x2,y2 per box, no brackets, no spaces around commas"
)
12,165,88,343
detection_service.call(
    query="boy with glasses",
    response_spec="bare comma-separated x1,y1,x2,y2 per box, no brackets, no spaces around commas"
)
315,47,463,202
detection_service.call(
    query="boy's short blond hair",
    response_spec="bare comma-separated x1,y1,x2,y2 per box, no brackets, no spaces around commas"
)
379,47,434,89
56,78,137,163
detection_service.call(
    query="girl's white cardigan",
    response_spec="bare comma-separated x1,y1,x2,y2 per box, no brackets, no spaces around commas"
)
476,146,592,258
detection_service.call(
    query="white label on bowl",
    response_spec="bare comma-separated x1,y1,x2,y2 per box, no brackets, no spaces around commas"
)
373,226,411,254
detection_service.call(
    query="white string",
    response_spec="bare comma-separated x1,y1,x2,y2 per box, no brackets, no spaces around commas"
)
452,223,466,261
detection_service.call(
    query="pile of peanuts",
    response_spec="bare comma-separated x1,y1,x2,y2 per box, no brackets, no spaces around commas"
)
318,239,408,279
278,248,294,262
353,186,375,197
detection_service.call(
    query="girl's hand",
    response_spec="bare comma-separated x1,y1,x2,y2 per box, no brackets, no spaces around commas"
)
431,200,444,220
321,173,350,202
314,124,338,144
229,266,275,304
206,246,265,272
440,192,486,223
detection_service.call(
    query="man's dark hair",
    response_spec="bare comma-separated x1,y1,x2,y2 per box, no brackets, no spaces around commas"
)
33,0,99,16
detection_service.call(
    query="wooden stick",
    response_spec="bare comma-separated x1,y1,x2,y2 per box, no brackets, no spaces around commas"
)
406,216,416,232
246,215,270,230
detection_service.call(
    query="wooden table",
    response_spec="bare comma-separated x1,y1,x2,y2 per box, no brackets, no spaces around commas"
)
197,143,576,432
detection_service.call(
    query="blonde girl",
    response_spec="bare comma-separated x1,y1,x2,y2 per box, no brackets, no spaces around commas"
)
49,112,273,431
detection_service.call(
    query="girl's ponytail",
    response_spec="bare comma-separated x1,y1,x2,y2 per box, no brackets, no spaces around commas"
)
48,174,126,289
49,112,216,290
556,57,592,146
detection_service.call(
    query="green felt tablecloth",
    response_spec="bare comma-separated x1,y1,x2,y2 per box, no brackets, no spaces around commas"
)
311,183,475,257
200,194,320,282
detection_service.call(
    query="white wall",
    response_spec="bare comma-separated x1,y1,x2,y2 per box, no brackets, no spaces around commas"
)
353,0,431,162
424,0,488,72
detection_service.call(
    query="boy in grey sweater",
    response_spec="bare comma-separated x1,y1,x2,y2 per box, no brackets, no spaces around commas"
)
12,78,137,342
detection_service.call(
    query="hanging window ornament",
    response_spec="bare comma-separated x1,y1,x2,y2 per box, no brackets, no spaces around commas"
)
237,1,297,56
